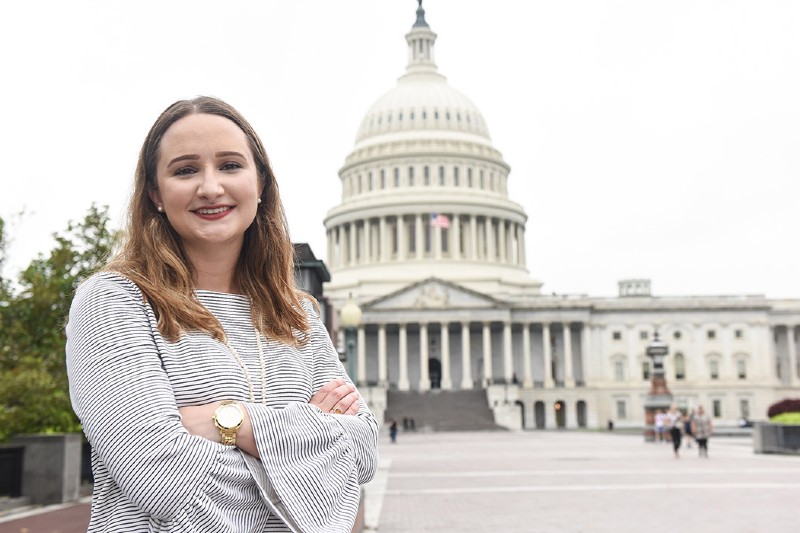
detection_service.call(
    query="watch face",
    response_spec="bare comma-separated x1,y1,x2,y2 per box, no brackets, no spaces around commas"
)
216,404,243,428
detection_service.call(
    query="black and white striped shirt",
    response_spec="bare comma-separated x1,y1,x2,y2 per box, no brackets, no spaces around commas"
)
66,272,378,532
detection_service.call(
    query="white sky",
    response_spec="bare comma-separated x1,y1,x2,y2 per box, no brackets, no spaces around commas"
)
2,0,798,298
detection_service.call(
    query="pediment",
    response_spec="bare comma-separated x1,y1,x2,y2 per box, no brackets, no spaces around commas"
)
366,278,500,311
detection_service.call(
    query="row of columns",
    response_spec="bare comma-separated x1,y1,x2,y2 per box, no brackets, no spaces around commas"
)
327,213,526,269
357,321,585,391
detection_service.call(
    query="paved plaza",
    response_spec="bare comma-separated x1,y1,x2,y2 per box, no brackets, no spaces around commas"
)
365,430,800,532
2,430,798,532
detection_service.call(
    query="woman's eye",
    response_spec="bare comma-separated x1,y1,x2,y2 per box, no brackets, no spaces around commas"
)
221,161,243,171
174,166,196,176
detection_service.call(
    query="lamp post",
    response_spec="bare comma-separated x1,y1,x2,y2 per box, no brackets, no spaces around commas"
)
339,296,362,384
643,331,673,442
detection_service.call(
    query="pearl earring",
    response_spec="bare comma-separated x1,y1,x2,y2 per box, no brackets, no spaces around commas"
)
257,198,262,204
157,205,163,212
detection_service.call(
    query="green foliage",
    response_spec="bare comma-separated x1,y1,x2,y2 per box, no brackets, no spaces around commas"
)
770,412,800,425
0,204,118,442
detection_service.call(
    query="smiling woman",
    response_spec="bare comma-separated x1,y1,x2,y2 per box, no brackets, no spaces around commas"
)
65,96,378,533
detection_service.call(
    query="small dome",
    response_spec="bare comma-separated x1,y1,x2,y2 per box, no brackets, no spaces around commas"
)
355,72,491,142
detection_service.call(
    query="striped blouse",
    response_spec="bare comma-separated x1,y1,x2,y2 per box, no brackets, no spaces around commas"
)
66,272,379,532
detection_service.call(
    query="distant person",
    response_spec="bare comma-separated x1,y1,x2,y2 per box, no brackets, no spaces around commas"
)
667,405,683,458
389,419,398,443
684,409,696,449
654,410,666,442
66,96,378,532
692,405,713,458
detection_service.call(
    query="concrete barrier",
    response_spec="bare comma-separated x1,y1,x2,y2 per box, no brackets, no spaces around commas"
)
753,422,800,455
11,433,81,505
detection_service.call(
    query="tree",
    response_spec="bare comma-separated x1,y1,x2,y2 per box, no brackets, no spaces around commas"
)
0,204,118,442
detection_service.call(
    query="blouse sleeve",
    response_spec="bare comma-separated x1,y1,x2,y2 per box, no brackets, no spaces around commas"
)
242,299,379,533
66,273,227,521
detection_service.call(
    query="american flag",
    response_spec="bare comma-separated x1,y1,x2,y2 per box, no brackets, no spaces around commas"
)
430,213,450,228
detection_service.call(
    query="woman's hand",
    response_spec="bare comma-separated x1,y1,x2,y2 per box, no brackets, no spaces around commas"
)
179,403,224,442
309,378,361,415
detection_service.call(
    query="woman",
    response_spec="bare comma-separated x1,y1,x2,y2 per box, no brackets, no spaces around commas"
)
66,96,379,532
667,405,683,458
692,405,713,458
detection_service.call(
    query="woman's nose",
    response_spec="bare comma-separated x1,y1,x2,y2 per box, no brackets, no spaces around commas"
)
197,167,224,199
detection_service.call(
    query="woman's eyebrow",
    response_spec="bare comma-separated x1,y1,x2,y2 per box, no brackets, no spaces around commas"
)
167,154,200,166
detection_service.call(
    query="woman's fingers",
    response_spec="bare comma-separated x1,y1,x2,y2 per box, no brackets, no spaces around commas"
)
309,379,361,415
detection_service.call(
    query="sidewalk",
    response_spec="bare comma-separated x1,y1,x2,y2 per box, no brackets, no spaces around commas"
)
2,431,797,532
365,430,800,532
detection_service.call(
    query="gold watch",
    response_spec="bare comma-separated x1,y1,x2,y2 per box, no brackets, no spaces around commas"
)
213,401,244,446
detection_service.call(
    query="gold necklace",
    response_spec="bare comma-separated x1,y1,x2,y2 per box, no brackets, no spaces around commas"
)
224,328,267,404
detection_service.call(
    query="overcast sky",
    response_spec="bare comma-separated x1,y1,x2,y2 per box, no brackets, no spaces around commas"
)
2,0,798,298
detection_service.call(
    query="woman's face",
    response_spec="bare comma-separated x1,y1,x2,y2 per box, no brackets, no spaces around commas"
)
150,113,261,258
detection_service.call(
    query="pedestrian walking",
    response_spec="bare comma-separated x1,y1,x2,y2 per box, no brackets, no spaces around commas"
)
692,405,714,458
667,405,683,458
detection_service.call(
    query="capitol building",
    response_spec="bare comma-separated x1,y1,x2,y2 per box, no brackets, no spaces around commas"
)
321,4,800,430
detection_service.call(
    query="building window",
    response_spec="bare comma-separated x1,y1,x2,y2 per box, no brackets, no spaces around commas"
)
709,360,719,380
398,112,403,122
422,110,427,119
712,399,722,418
614,361,624,382
739,399,750,420
735,329,744,339
674,353,685,380
410,111,415,120
439,166,445,185
616,400,627,420
673,331,682,340
424,166,430,185
737,359,747,380
707,329,716,340
408,167,415,186
639,331,648,340
454,167,459,186
479,170,485,188
434,110,439,119
642,361,651,380
467,168,473,187
394,168,400,187
612,331,622,341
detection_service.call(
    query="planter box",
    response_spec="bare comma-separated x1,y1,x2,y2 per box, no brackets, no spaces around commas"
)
753,422,800,455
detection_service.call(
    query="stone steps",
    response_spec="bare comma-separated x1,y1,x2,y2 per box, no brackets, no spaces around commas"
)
385,389,505,432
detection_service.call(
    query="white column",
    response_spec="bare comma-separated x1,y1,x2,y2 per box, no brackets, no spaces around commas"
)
522,322,533,388
419,323,430,391
396,216,405,261
503,321,513,382
398,323,409,391
469,215,478,260
543,323,554,388
485,217,495,262
441,323,452,390
378,324,387,386
498,220,507,264
415,214,423,260
363,219,371,263
334,226,342,267
580,323,590,386
327,230,334,267
379,216,388,262
563,323,574,387
788,325,798,387
452,214,461,260
434,223,442,260
357,325,366,385
482,322,493,385
518,225,526,267
349,222,357,265
461,322,473,389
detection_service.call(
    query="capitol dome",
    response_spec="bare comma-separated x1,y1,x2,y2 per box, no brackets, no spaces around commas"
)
323,3,541,305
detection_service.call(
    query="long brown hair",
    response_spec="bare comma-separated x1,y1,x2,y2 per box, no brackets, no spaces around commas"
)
107,96,308,344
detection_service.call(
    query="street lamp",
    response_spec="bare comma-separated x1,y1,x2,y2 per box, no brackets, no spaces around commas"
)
339,295,362,383
643,330,673,442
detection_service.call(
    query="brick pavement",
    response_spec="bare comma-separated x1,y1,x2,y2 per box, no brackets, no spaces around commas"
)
2,431,797,532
